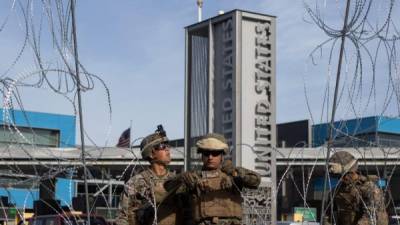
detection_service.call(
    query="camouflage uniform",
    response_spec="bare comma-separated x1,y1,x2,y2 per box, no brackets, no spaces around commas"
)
116,169,179,225
325,151,388,225
116,125,184,225
165,133,261,225
186,167,260,225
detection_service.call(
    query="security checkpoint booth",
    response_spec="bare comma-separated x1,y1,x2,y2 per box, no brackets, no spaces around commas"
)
183,10,277,224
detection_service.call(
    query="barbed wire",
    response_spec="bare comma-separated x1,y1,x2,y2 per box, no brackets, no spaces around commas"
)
1,0,400,225
302,0,400,224
0,0,119,221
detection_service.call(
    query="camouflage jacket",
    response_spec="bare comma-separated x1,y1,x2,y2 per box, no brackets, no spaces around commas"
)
166,167,260,225
326,173,388,225
115,169,181,225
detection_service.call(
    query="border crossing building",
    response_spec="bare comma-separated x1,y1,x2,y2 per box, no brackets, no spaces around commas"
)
276,116,400,221
0,112,400,222
0,109,76,209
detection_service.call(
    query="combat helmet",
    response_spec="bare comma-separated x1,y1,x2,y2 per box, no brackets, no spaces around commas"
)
196,133,229,155
140,125,169,160
329,151,358,174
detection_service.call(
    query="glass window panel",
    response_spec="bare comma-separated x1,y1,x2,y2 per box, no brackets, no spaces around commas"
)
0,125,60,147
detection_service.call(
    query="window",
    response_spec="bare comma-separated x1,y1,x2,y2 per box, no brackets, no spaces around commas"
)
0,125,60,147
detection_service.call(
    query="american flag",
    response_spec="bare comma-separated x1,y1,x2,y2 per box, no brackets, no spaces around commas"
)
116,128,130,147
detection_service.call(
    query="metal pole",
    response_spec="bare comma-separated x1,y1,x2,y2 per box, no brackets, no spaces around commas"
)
108,180,112,206
70,0,91,223
197,0,203,22
184,29,190,172
129,120,133,148
320,0,352,224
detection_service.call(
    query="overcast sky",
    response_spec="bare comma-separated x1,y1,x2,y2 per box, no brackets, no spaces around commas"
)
0,1,399,146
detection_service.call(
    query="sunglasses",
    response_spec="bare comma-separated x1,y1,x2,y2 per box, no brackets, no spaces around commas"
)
153,142,170,151
202,151,222,157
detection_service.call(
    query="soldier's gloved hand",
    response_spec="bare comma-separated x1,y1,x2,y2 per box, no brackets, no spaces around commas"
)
235,167,247,178
221,159,237,176
136,202,155,225
181,172,198,189
220,175,233,190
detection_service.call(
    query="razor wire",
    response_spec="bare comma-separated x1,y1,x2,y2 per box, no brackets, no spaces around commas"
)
0,2,175,225
1,1,400,225
298,0,400,224
3,2,267,225
0,0,121,222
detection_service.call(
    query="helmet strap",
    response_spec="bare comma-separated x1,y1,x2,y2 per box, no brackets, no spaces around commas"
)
343,159,357,173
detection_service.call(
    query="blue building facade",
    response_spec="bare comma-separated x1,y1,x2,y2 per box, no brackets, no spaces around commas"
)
0,109,76,208
0,109,76,147
312,116,400,147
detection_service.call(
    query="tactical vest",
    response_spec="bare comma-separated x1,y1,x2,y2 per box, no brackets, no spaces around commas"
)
191,170,242,223
139,169,182,225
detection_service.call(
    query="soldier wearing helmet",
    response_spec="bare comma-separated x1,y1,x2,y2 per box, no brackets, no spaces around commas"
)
324,151,388,225
116,125,184,225
165,133,261,225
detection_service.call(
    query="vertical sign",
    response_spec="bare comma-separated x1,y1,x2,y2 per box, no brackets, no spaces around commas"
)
213,18,235,157
240,13,276,224
241,17,276,181
185,10,276,224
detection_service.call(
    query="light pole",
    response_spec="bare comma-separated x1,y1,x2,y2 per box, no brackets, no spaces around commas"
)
197,0,203,22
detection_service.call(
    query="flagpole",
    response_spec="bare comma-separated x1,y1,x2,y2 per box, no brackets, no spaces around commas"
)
197,0,203,22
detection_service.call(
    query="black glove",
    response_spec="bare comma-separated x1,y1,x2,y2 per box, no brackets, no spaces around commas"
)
136,202,154,225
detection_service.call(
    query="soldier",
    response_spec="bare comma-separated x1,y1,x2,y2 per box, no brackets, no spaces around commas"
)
116,125,182,225
165,133,261,225
324,151,388,225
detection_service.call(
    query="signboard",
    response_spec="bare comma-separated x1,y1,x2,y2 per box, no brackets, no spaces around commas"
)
184,10,277,224
239,12,276,184
294,207,317,222
213,17,235,155
0,207,19,221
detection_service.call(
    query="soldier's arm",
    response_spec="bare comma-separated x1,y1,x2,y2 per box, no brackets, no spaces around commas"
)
233,167,261,188
115,188,135,225
221,160,261,188
164,171,198,193
358,180,388,225
115,180,141,225
164,176,184,193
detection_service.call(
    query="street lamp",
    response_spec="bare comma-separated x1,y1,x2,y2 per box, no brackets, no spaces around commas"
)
197,0,203,22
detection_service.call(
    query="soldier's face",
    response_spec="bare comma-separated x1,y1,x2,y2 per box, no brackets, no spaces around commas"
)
151,142,171,164
329,162,343,174
201,151,223,170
